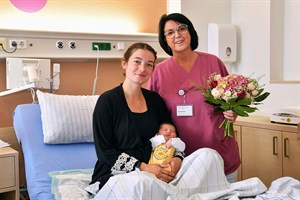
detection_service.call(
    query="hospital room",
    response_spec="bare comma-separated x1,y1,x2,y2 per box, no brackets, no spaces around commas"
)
0,0,299,199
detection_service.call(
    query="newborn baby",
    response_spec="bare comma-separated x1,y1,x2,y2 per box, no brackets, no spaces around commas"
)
149,122,185,171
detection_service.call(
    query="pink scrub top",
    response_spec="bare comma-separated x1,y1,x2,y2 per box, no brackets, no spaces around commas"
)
148,52,240,175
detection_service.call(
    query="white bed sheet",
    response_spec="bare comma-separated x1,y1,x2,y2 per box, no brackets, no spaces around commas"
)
50,148,300,200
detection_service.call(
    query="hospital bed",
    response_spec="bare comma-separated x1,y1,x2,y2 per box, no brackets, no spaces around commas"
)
13,91,300,200
13,90,99,200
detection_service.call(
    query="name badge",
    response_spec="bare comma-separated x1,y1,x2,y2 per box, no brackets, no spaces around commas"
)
176,105,193,116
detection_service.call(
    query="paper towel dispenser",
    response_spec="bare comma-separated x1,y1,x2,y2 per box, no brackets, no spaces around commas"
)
208,23,237,63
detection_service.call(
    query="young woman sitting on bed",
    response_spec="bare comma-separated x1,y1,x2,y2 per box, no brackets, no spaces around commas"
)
89,42,181,187
87,42,266,199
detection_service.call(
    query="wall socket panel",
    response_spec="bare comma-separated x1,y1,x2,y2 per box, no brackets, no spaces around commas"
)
92,42,111,50
9,39,27,49
0,29,169,59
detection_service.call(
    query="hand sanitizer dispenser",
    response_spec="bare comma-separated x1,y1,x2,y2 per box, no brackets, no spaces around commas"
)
208,23,237,63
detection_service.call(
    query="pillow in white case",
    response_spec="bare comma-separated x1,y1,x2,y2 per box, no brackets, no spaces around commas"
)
37,90,99,144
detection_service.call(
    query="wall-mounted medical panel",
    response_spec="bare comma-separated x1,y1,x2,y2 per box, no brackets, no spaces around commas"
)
6,58,51,89
0,29,168,60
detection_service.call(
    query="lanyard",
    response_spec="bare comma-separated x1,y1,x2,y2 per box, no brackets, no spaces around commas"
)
178,89,186,105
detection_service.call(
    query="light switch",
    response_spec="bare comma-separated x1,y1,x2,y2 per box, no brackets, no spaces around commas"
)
117,42,125,51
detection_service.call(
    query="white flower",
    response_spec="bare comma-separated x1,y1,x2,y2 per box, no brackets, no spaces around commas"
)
245,92,251,99
224,90,232,98
251,90,259,96
247,82,256,91
222,95,229,102
211,88,222,99
214,74,222,81
222,91,232,102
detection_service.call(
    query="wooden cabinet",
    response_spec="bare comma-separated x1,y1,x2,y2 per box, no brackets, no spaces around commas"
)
241,126,282,186
233,125,242,181
282,131,300,179
234,116,300,187
0,147,19,200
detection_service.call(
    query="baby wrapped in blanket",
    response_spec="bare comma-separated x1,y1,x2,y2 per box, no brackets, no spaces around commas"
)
149,122,186,171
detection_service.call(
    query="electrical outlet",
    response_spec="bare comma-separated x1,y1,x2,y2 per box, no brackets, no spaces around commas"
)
56,40,64,49
0,38,6,50
92,42,111,50
69,41,76,49
9,39,27,49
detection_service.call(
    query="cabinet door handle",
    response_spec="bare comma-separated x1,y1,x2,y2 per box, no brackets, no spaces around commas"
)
273,136,278,155
284,138,289,157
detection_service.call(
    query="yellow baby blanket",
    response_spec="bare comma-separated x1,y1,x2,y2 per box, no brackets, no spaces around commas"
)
148,144,175,168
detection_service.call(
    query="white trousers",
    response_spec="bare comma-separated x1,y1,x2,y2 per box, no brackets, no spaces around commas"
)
226,170,238,183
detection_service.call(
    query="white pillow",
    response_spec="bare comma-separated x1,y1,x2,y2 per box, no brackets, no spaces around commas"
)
37,90,99,144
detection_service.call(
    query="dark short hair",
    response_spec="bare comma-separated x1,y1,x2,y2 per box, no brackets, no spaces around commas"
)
158,13,199,56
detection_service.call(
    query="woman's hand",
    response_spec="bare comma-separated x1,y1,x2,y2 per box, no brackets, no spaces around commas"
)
163,157,182,177
168,157,182,175
223,110,238,123
139,162,175,183
153,157,182,182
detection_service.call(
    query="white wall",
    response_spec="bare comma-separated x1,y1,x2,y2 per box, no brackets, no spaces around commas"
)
181,0,231,52
230,1,300,115
283,1,300,80
172,0,300,116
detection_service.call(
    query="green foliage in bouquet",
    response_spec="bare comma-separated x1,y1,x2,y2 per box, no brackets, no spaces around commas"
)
191,73,270,138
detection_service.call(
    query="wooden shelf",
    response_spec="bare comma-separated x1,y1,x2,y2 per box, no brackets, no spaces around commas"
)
0,147,19,200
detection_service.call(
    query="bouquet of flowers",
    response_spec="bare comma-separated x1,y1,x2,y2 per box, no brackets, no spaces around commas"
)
192,73,270,138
